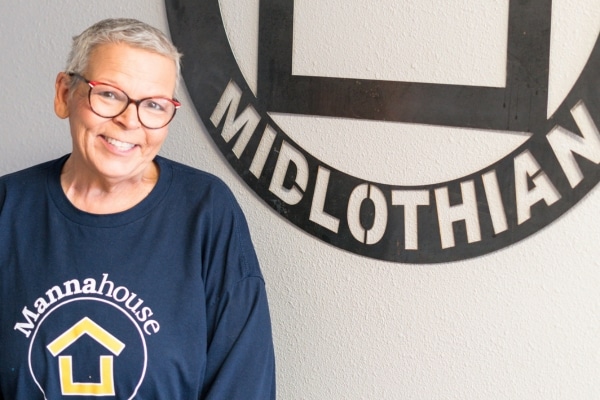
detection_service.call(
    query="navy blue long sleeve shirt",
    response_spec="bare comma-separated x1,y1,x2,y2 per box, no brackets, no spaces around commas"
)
0,155,276,399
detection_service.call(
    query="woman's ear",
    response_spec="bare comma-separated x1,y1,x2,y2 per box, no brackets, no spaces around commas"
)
54,72,71,119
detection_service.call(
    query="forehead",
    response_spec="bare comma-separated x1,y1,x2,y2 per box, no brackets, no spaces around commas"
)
85,43,177,96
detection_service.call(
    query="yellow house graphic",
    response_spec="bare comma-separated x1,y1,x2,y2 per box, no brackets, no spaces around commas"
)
46,317,126,396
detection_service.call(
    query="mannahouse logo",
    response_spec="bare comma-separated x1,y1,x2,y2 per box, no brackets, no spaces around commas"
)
166,0,600,263
17,274,153,398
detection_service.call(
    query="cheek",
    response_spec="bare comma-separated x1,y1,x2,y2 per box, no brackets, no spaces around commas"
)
145,130,169,149
68,116,97,141
68,101,96,132
68,115,112,151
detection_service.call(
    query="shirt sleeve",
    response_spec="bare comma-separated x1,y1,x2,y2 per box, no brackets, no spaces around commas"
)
199,185,276,399
202,276,276,399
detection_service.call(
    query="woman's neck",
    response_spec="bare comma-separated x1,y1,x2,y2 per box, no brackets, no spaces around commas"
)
60,156,159,214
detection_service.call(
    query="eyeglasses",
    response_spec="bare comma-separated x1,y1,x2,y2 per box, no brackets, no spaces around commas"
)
68,73,181,129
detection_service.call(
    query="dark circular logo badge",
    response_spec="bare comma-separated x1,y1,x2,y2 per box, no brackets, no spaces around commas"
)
166,0,600,263
29,298,147,399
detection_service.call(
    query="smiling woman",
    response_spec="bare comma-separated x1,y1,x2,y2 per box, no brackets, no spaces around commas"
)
55,42,178,213
0,18,275,400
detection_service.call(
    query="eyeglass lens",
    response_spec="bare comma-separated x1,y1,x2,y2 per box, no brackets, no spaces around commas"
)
89,84,177,129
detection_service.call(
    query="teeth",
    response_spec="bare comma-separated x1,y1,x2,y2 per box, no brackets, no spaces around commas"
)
105,136,135,151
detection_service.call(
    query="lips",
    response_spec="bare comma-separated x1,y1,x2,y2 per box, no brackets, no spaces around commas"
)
103,135,136,151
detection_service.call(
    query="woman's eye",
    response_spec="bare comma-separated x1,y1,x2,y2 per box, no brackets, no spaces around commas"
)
97,90,119,100
145,100,166,112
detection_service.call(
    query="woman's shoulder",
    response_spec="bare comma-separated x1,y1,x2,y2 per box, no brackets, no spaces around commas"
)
0,156,65,187
0,156,66,213
156,156,239,204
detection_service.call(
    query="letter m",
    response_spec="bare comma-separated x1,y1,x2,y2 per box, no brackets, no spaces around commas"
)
14,306,40,338
210,80,261,159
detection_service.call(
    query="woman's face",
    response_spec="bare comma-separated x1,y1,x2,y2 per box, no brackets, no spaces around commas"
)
55,43,177,183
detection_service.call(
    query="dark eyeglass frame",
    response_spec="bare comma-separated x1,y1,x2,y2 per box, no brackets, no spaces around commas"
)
68,72,181,129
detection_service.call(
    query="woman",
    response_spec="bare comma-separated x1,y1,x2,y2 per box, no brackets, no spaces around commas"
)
0,18,275,399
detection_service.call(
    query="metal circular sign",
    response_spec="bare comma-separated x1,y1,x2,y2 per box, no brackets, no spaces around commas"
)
166,0,600,263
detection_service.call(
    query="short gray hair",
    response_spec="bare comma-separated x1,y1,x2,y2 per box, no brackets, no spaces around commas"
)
66,18,182,90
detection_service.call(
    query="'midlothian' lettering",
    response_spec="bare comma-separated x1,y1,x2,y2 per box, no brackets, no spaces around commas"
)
210,80,600,262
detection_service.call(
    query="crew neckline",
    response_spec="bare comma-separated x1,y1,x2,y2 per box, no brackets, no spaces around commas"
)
47,154,172,227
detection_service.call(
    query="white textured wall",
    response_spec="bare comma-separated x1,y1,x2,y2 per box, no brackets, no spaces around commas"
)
2,1,600,399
